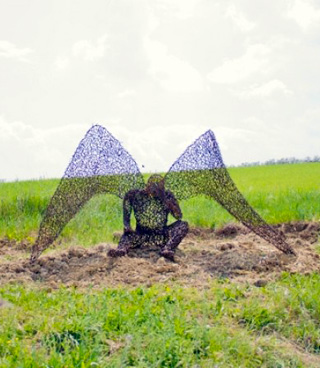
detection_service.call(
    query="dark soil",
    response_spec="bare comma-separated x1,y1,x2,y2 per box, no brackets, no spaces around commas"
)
0,222,319,289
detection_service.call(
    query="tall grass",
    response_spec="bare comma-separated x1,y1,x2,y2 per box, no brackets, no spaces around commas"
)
0,163,319,245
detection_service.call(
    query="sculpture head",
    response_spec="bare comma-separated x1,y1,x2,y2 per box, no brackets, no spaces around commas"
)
146,174,165,198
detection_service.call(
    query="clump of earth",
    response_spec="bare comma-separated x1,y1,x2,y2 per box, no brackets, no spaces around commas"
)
0,222,319,289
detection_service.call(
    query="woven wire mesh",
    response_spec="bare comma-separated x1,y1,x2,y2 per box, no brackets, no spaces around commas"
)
30,125,295,260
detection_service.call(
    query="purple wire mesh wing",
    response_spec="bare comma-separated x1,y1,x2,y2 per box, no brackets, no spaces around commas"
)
30,125,144,261
164,130,295,255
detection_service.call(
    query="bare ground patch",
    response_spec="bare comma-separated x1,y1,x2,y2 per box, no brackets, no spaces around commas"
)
0,221,319,289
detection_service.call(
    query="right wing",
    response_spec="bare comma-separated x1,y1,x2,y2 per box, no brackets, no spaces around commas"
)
31,125,144,261
164,130,296,255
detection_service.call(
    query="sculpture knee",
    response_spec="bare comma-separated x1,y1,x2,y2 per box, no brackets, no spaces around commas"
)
170,220,188,239
178,220,189,237
166,220,189,250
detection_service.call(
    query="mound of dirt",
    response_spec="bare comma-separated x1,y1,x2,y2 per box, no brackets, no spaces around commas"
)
0,222,319,289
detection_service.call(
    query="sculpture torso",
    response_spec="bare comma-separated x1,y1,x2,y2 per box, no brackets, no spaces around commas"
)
135,191,169,230
124,189,180,233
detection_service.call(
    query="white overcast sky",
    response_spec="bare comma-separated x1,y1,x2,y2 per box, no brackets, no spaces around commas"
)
0,0,320,181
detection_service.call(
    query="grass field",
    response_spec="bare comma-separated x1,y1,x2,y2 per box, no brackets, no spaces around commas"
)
0,163,319,245
1,163,320,367
1,274,320,367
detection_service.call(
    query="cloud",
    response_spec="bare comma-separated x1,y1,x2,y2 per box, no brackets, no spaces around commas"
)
287,0,320,32
73,34,109,61
236,79,293,99
1,1,320,180
110,116,320,170
0,40,33,62
0,116,89,181
207,44,271,84
213,125,258,155
117,89,136,98
144,37,203,92
225,4,256,32
53,34,109,71
108,122,211,173
0,117,212,180
54,56,70,70
154,0,200,19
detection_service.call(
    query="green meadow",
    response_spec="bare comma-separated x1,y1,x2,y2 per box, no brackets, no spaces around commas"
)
0,163,319,245
1,163,320,367
1,274,320,367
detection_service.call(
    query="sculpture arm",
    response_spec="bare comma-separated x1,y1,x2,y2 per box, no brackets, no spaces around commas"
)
123,190,134,232
165,191,182,220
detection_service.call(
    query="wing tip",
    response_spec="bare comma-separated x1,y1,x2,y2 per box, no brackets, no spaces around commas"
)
203,129,215,139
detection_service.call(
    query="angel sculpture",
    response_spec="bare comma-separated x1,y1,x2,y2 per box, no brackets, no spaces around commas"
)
108,174,189,261
30,125,295,262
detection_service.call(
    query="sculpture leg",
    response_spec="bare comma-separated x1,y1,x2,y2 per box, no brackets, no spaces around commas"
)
108,231,145,257
160,220,189,260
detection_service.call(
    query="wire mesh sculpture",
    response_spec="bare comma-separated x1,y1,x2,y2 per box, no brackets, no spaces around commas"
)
108,173,189,260
30,125,295,262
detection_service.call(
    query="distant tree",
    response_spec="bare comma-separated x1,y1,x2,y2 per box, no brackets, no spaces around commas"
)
235,155,320,168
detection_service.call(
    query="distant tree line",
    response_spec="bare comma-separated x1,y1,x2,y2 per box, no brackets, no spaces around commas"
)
231,155,320,168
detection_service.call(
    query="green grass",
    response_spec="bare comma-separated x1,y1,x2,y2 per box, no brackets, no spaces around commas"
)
1,274,320,367
1,164,320,367
0,163,319,245
183,163,320,228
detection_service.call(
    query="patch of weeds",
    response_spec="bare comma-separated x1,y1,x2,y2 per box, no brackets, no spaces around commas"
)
240,306,279,331
43,330,82,353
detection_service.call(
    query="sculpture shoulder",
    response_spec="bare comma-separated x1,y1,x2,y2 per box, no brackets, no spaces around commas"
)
124,189,144,201
165,190,178,201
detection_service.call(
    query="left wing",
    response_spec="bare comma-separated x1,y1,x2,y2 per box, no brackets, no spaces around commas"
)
164,130,296,255
30,125,144,261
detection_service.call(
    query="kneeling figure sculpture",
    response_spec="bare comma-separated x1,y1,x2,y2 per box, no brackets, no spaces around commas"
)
108,174,188,260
